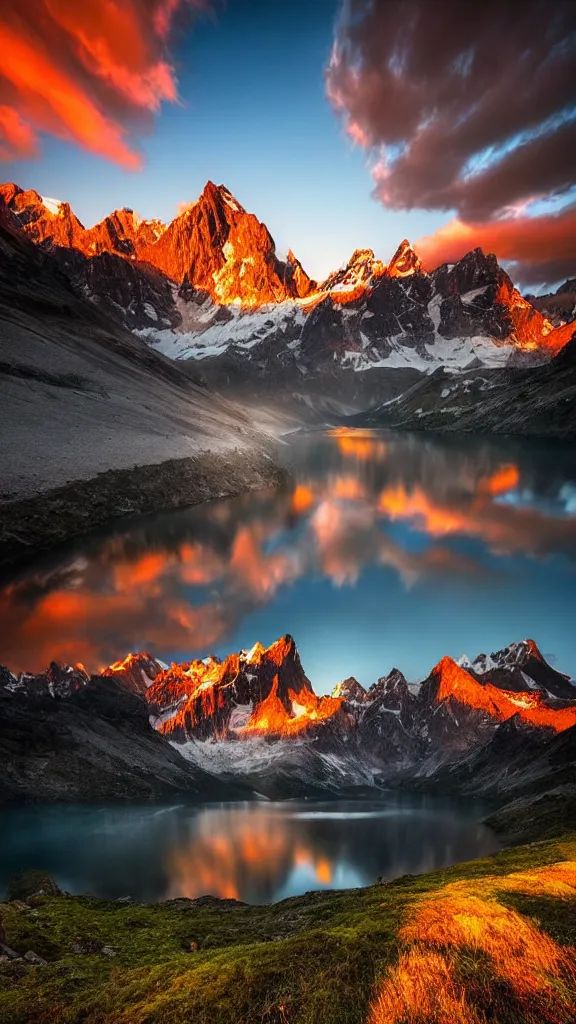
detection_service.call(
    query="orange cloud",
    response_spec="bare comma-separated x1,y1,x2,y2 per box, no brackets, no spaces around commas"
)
0,105,37,159
176,200,195,216
0,0,199,167
0,569,226,674
415,205,576,287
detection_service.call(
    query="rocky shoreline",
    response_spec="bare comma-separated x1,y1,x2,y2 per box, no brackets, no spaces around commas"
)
0,447,286,571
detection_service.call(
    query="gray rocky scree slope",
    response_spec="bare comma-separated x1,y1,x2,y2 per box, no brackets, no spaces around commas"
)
0,192,284,567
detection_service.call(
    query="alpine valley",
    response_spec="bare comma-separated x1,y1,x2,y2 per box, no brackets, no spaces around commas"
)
2,634,575,845
1,174,576,838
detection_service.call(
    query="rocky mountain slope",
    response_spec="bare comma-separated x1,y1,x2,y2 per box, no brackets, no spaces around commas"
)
110,633,576,826
424,715,576,844
351,329,576,438
0,664,238,804
150,241,572,377
527,277,576,327
2,179,574,417
4,634,574,808
0,187,285,566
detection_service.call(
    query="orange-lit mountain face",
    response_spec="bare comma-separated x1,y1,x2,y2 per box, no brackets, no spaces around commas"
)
3,634,575,797
0,180,313,307
102,652,165,696
0,183,86,249
0,182,179,332
145,634,349,742
319,248,387,301
317,240,422,303
139,181,316,305
428,656,576,733
430,248,563,351
1,178,571,368
0,183,164,259
95,634,576,757
387,238,423,278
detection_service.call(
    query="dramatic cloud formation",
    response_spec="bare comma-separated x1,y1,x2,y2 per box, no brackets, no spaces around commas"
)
327,0,576,285
416,204,576,287
0,0,200,168
0,106,37,160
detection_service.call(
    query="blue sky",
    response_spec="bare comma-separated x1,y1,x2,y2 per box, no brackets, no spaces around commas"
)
2,0,447,282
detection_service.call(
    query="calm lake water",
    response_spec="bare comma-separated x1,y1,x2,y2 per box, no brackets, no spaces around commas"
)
0,796,500,904
1,428,576,685
4,428,574,903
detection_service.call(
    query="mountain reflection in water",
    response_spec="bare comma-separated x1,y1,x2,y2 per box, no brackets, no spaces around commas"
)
1,429,576,685
0,797,500,904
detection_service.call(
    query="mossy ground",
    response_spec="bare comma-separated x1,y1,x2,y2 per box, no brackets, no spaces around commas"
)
1,836,575,1024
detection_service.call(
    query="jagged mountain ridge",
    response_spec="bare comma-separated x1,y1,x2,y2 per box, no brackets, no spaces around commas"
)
0,183,164,259
4,635,574,801
1,180,573,389
138,180,315,304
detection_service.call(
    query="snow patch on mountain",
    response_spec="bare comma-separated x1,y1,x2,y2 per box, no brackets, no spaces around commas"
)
138,301,307,361
40,195,63,215
424,334,510,369
176,733,373,790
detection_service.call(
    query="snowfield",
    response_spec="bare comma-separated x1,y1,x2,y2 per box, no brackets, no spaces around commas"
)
138,296,518,373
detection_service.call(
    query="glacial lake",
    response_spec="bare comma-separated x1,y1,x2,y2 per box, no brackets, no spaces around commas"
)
2,428,576,685
0,796,500,903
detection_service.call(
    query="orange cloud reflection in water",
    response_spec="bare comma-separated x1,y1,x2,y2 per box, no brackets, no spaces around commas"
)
290,484,315,514
370,860,576,1024
166,808,336,901
1,436,576,676
333,433,389,462
379,484,468,537
479,463,520,496
332,475,367,501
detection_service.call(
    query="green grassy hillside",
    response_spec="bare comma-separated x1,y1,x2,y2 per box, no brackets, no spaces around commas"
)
1,836,575,1024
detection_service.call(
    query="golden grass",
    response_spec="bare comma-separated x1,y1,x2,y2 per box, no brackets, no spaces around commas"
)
369,861,576,1024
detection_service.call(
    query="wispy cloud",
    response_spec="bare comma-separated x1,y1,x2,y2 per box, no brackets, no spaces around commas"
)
415,203,576,287
0,0,202,169
327,0,576,285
